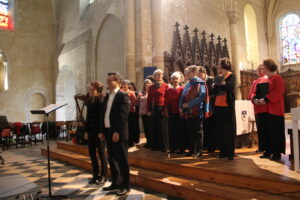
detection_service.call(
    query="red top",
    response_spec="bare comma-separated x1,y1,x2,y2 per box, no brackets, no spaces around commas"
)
127,90,136,112
266,74,285,116
165,86,184,114
248,77,269,114
147,83,169,112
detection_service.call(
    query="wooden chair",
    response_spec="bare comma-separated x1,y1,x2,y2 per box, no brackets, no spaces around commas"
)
14,122,32,148
0,116,17,150
29,122,43,145
55,121,66,140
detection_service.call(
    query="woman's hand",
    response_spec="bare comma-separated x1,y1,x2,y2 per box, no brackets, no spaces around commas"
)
253,99,260,105
84,132,88,140
98,133,105,141
112,132,119,143
182,103,189,109
259,99,266,105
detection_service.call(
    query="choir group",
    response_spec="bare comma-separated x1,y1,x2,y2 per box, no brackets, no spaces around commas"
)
84,57,286,195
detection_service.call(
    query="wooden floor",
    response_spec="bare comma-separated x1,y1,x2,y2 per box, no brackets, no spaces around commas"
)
41,140,300,200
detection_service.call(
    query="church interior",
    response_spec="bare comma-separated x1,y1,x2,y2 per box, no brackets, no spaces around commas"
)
1,0,300,199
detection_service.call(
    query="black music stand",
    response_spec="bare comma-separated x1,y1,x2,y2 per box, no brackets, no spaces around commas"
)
31,103,67,199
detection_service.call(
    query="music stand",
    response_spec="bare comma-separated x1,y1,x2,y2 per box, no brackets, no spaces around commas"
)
31,103,67,199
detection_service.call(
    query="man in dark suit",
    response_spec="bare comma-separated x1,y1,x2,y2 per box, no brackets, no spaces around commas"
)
99,72,131,196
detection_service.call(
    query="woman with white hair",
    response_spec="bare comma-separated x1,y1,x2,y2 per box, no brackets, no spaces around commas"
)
165,72,185,153
147,69,170,152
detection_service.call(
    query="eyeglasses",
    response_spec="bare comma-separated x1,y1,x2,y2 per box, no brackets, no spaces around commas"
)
108,72,117,76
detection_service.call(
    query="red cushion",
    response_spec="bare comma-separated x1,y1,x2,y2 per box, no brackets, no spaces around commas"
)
1,128,11,137
14,122,22,135
30,125,41,134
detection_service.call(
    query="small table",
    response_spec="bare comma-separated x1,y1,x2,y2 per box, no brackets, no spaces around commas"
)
287,129,300,160
291,107,300,172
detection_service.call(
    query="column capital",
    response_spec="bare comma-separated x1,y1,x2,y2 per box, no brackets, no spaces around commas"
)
227,11,239,24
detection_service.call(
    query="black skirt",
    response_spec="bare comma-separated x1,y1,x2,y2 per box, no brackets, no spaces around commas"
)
265,114,286,154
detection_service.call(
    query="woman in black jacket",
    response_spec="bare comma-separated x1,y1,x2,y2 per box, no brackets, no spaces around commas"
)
212,58,237,160
84,81,107,184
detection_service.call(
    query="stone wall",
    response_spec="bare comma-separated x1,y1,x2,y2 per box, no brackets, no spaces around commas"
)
0,0,55,122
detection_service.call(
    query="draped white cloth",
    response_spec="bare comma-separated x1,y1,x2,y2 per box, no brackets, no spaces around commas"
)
235,100,256,136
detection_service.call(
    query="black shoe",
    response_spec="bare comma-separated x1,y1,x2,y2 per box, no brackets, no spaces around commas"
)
128,144,134,148
98,176,107,184
192,152,202,157
216,154,227,158
228,156,234,160
116,188,130,196
256,149,263,153
88,177,98,184
177,149,185,154
270,154,281,161
185,152,192,157
103,185,119,191
260,152,271,159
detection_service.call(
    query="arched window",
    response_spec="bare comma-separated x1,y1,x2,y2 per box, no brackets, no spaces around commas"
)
0,51,8,91
0,0,14,30
244,4,259,69
280,13,300,65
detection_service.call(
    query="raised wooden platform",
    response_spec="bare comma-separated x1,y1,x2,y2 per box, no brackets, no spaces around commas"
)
41,141,300,200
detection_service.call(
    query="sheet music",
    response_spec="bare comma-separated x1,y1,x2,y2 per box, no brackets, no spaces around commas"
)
31,103,67,114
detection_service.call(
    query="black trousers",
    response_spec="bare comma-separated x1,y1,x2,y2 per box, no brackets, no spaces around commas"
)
133,110,140,144
151,108,169,151
87,130,107,178
168,113,185,151
141,115,151,146
105,129,130,189
255,112,268,151
203,114,216,152
128,112,136,146
214,106,236,157
185,117,203,154
265,114,286,155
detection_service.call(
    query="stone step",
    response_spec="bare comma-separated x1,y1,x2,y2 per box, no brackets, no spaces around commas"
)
55,141,300,199
41,147,299,200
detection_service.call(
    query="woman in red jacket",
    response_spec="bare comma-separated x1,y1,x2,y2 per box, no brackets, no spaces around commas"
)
165,72,184,153
248,65,269,153
258,59,286,161
147,69,169,152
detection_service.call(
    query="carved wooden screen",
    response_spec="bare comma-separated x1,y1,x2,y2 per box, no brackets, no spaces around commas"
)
164,22,230,76
281,71,300,112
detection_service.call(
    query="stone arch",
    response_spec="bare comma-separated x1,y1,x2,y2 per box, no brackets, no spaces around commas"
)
244,4,260,68
55,66,76,121
29,93,46,122
24,88,50,122
95,14,125,84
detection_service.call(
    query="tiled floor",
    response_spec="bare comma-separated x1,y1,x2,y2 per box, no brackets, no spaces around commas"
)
0,143,180,200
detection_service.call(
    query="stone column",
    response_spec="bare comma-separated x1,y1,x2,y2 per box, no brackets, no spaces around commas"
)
125,0,136,82
227,11,242,100
135,0,153,89
151,0,164,70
